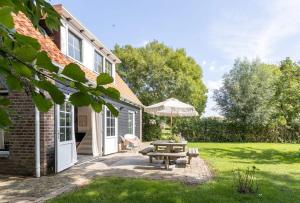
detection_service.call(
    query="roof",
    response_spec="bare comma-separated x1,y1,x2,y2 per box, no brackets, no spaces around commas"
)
13,13,143,107
53,4,121,64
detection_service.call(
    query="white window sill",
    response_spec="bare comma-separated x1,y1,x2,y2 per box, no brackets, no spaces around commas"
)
0,151,9,158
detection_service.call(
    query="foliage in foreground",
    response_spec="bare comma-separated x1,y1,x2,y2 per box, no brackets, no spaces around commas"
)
0,0,119,129
50,143,300,203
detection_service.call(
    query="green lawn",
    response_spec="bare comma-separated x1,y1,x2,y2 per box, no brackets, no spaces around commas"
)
50,143,300,203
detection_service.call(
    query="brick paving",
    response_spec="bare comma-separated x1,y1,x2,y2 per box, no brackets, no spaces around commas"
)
0,150,212,203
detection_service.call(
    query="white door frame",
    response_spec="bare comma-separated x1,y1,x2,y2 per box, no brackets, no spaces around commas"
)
103,106,118,155
55,102,77,173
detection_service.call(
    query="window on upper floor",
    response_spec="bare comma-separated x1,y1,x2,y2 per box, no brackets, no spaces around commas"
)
68,31,82,62
94,51,103,73
105,59,113,77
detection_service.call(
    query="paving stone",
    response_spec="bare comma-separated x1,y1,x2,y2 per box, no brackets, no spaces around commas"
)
0,146,212,203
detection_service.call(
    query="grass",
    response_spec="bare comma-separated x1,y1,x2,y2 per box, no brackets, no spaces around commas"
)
50,143,300,203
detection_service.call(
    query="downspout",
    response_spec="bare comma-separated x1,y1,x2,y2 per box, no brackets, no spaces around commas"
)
35,75,41,177
35,106,40,177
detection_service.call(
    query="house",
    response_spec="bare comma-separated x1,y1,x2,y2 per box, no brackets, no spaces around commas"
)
0,4,143,176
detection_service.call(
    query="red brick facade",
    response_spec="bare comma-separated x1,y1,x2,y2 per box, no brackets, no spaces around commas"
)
0,92,36,175
0,92,56,176
40,108,55,175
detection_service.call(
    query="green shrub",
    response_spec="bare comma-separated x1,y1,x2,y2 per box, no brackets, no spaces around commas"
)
173,117,300,143
233,166,259,194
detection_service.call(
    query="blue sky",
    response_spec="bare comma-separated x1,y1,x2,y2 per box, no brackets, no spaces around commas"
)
51,0,300,116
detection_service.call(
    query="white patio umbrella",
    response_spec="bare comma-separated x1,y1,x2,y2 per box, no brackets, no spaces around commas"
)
144,98,199,128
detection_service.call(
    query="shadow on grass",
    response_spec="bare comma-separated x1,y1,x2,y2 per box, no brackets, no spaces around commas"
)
50,169,300,203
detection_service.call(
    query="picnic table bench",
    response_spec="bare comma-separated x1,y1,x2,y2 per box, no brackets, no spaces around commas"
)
147,152,187,169
186,148,199,164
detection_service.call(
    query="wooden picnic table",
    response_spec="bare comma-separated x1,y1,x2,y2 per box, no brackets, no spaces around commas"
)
151,140,188,152
147,152,186,169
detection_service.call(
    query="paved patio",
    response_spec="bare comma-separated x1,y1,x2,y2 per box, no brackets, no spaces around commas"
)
0,150,212,203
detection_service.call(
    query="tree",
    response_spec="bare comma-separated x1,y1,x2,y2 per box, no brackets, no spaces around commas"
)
0,0,119,129
114,41,207,112
214,58,280,126
274,58,300,126
114,41,207,139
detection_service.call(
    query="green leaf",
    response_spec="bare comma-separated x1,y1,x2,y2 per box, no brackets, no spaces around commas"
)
104,87,120,100
106,103,119,117
36,51,59,73
12,61,33,78
69,92,91,106
34,80,65,104
0,108,11,128
14,45,38,62
0,97,10,106
91,101,103,113
96,73,113,85
61,63,87,83
15,33,41,50
0,6,14,29
32,92,53,112
6,75,22,91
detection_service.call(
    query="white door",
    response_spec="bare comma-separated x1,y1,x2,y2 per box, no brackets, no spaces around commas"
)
55,102,77,172
104,107,118,155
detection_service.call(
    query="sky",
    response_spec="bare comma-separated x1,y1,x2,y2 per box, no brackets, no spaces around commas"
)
51,0,300,116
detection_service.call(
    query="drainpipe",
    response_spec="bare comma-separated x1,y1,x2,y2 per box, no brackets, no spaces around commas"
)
35,75,41,177
35,106,40,177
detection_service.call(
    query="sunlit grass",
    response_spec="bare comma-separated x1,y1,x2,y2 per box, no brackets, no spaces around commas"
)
50,143,300,203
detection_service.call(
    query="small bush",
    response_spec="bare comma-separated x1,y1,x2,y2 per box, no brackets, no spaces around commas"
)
233,166,259,194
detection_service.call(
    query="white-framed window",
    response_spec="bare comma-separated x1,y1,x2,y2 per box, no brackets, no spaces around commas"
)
68,31,82,62
105,59,113,77
106,108,116,137
94,51,103,73
0,129,5,151
59,102,73,142
128,111,135,135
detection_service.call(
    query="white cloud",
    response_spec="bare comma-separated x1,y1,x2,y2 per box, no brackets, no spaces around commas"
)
202,60,207,65
208,65,215,71
210,0,300,61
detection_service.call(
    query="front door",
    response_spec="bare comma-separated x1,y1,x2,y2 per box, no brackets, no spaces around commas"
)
104,107,118,155
55,102,77,172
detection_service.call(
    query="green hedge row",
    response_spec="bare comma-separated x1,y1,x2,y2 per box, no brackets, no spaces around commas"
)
173,117,300,143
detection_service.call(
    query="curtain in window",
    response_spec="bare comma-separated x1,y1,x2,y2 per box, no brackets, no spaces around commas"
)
91,110,102,156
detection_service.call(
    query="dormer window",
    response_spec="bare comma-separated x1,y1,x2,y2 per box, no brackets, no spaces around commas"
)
105,59,112,77
68,31,82,62
94,51,103,73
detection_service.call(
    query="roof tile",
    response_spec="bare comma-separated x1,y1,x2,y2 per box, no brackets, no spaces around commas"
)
13,13,142,106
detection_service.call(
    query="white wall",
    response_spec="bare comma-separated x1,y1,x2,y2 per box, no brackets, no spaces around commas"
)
60,18,116,80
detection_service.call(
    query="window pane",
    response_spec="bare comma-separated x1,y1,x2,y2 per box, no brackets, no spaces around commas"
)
0,130,4,150
111,127,115,136
66,113,71,126
94,52,103,73
106,127,110,137
68,31,82,62
60,127,65,142
111,118,115,126
105,60,112,76
66,128,72,141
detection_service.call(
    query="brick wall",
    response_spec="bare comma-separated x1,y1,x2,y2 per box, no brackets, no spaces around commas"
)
0,91,36,176
40,108,55,175
0,92,56,176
